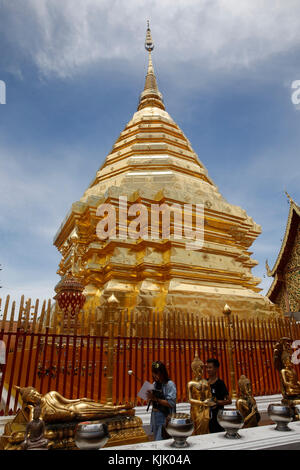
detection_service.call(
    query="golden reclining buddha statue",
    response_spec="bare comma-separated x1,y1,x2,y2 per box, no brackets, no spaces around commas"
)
15,386,134,422
0,386,147,450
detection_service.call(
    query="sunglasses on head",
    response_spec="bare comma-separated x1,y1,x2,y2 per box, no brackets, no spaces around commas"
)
152,362,160,369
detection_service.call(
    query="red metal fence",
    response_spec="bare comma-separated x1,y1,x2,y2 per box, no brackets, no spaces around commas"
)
1,295,300,415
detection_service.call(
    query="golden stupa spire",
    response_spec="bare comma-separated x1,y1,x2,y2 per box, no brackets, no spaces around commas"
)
137,21,165,111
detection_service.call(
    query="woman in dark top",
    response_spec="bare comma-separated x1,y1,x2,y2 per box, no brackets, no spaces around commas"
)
206,358,232,433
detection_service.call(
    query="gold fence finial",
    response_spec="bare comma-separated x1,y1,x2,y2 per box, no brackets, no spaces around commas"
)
138,21,165,111
223,304,232,315
107,293,119,305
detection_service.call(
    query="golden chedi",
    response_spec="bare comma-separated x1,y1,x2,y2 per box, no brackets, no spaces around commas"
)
53,23,281,320
187,354,215,434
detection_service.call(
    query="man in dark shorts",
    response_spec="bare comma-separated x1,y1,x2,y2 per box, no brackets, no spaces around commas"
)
206,358,232,433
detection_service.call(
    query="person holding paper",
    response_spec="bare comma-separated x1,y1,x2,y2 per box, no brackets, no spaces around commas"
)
137,380,154,401
147,361,177,441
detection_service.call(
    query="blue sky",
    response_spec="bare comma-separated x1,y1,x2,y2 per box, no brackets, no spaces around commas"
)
0,0,299,302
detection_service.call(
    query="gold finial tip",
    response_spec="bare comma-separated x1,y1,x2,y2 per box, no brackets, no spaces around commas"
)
223,304,232,315
285,190,294,204
145,21,154,51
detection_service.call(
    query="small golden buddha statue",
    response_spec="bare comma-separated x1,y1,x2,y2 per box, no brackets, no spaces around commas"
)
187,354,215,435
16,386,134,423
21,403,48,450
236,375,260,428
274,337,300,407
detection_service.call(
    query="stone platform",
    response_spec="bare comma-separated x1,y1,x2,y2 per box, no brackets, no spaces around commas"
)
103,421,300,451
0,394,283,449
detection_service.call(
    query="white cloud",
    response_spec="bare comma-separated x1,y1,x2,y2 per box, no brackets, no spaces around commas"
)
3,0,300,78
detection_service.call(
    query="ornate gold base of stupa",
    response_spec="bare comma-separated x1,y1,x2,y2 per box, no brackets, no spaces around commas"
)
1,412,147,450
79,278,282,324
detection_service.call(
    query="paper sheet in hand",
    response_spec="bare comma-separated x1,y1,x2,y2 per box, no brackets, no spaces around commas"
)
137,381,154,400
0,341,6,364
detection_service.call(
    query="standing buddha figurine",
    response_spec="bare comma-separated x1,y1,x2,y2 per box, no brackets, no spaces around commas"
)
187,353,215,434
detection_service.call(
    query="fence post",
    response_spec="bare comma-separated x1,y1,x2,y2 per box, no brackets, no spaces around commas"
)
223,304,237,399
106,293,119,405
